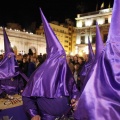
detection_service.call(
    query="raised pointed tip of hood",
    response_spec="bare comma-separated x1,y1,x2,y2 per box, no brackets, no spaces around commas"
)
3,27,13,54
95,22,104,59
88,37,94,61
108,0,120,41
39,8,65,57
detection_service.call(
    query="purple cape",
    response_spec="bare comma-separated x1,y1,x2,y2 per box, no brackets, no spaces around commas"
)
74,0,120,119
79,23,104,93
22,9,79,98
0,28,19,80
79,38,95,84
0,28,28,95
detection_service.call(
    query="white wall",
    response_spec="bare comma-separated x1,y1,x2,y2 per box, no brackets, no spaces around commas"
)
0,28,46,55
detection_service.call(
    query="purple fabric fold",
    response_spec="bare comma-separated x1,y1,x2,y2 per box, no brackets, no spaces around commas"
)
41,113,59,120
74,44,120,119
79,38,95,84
22,9,79,99
28,109,39,118
0,52,19,80
0,28,28,96
74,0,120,119
0,28,20,80
0,75,24,95
22,56,78,98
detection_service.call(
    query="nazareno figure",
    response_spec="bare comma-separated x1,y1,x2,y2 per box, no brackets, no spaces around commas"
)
0,28,28,98
22,9,80,120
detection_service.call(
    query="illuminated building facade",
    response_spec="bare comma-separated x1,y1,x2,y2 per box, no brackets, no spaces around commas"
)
0,28,46,55
36,20,77,55
75,8,112,56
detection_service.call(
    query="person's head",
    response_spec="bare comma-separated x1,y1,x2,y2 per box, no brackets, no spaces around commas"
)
43,54,47,61
84,54,89,62
2,53,5,58
36,58,40,63
73,56,78,61
0,54,3,61
30,56,36,63
23,57,27,63
66,56,71,64
74,64,80,71
16,54,22,61
78,57,84,64
40,53,42,56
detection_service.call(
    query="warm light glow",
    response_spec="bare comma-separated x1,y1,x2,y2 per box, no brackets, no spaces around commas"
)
77,14,80,18
108,15,111,23
75,46,78,54
75,46,78,49
100,8,111,14
76,20,82,28
11,44,14,48
70,52,74,56
97,17,105,25
85,19,92,27
101,2,104,9
83,46,89,54
30,32,33,34
85,36,89,44
66,52,68,55
76,35,81,44
79,51,83,56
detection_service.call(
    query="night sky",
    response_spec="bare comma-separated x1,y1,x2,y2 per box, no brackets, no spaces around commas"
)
0,0,114,30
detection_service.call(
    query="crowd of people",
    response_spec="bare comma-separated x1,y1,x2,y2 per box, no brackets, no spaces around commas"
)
1,0,120,119
0,52,87,91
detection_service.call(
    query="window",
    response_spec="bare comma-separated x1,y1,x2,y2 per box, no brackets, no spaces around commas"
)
105,19,108,24
81,36,85,44
65,36,69,38
93,20,96,25
65,40,68,43
82,22,85,27
92,35,96,43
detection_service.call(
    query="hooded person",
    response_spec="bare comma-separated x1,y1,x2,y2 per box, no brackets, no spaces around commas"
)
0,28,28,98
74,0,120,119
22,9,79,120
78,37,95,90
0,28,19,80
78,22,104,94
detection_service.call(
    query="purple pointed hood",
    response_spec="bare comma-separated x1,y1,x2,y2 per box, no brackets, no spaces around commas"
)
0,28,19,79
22,8,79,98
79,24,104,87
3,28,13,55
88,37,95,62
95,22,104,60
40,8,65,57
79,37,95,83
107,0,120,41
74,0,120,119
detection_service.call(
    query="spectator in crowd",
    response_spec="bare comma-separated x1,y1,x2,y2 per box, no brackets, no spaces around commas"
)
27,56,36,77
36,58,41,68
0,54,3,62
66,55,74,74
21,57,29,87
72,56,78,65
16,54,23,69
